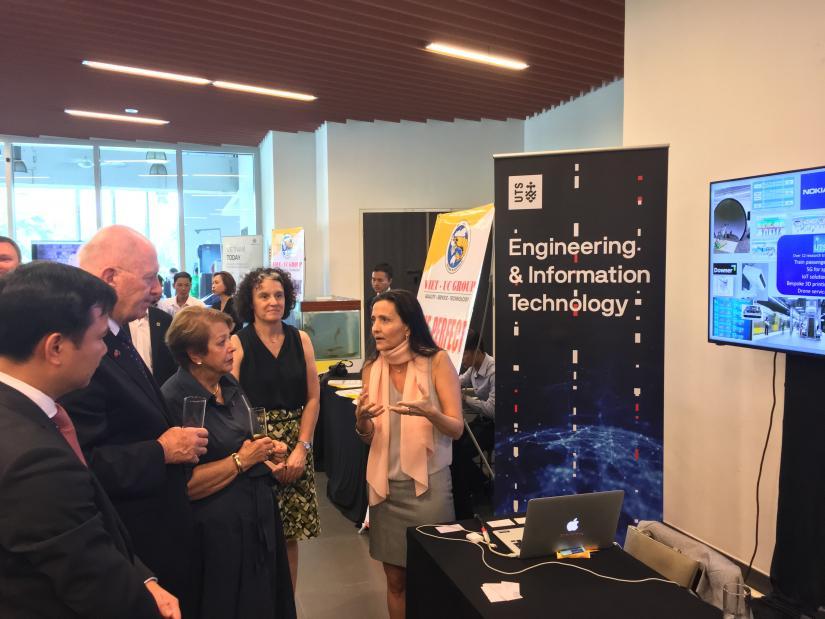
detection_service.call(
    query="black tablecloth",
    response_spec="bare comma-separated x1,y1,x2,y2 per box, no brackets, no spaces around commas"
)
318,373,369,523
407,521,722,619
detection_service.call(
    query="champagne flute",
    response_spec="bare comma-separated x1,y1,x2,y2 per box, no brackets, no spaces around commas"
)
251,407,269,440
182,396,207,428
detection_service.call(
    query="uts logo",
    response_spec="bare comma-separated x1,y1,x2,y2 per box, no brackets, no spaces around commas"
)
446,222,470,273
801,170,825,211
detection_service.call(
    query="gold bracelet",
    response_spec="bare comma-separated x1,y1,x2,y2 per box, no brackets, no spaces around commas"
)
355,419,374,437
231,452,244,474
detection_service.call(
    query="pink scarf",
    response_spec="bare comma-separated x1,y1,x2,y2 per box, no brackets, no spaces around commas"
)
365,340,435,506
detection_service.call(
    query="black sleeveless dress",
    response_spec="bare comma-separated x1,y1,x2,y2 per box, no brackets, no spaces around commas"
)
237,324,320,540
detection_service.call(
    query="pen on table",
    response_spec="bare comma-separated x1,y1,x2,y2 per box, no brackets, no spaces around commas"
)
480,526,492,546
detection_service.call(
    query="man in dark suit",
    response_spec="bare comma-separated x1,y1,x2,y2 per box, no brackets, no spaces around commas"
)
129,306,177,387
365,262,393,357
61,226,208,614
0,261,180,618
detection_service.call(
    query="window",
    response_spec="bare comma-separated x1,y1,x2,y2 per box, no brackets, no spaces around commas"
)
100,147,180,276
12,144,96,261
3,139,258,283
182,151,256,297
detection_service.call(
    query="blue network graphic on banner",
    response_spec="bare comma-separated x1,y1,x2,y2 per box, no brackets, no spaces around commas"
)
493,147,668,536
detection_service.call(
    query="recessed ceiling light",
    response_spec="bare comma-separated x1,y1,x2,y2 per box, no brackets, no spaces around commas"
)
425,42,528,71
212,80,317,101
124,108,139,114
64,109,169,125
82,60,211,85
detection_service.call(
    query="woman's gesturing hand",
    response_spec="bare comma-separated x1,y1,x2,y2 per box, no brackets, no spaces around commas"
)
389,397,434,421
355,392,384,427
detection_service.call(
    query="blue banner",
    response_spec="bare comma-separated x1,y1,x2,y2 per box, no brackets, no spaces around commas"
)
493,146,668,536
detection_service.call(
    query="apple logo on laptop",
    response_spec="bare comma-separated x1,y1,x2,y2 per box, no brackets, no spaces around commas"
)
566,517,580,532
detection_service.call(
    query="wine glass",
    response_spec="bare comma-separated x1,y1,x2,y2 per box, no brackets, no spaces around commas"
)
182,396,207,428
251,407,269,440
722,583,752,619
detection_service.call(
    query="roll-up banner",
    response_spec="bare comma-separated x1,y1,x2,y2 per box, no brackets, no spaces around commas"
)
493,146,668,534
418,204,494,371
221,235,264,283
271,227,306,301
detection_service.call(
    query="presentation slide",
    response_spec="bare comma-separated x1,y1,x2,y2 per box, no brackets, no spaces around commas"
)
709,165,825,356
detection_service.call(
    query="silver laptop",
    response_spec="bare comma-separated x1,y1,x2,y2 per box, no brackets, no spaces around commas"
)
494,490,624,559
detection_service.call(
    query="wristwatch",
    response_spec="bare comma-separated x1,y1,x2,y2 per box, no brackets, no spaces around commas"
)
299,440,313,451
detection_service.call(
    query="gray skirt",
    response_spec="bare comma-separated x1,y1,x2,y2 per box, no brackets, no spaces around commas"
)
369,467,455,568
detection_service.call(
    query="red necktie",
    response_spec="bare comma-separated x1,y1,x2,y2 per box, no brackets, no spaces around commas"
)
53,404,88,466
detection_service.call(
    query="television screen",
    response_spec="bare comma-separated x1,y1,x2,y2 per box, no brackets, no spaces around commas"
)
709,165,825,356
31,241,82,266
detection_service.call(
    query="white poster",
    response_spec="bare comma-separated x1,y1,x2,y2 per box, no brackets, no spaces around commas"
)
417,204,494,370
221,235,264,283
271,227,306,301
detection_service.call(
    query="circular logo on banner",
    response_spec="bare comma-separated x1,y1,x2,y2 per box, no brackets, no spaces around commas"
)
446,221,470,273
280,234,294,257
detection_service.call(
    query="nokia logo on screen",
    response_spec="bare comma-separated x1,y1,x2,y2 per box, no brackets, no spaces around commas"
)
801,170,825,210
713,263,737,275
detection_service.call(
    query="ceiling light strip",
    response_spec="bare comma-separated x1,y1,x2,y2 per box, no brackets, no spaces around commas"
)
82,60,211,85
212,80,317,101
425,43,528,71
64,109,169,125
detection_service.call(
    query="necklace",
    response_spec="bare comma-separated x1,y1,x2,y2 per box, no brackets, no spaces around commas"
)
210,383,220,396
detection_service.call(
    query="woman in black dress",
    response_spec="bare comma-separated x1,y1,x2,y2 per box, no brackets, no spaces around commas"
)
161,306,296,619
210,271,240,334
231,267,321,590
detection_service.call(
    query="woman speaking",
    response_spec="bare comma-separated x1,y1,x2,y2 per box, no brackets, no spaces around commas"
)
355,289,463,619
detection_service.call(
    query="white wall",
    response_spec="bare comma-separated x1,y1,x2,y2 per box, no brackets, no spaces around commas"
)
524,80,624,152
625,0,825,573
323,119,524,299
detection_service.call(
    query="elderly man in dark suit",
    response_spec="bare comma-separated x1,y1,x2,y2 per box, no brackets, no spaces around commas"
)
61,226,208,614
0,261,180,618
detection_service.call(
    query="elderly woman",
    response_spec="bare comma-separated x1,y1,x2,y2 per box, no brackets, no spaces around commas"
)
355,289,463,619
161,306,296,619
231,267,321,589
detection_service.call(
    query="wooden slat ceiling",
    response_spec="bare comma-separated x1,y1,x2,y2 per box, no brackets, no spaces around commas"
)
1,0,624,146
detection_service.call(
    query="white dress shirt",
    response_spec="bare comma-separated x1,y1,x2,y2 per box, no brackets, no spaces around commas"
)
0,370,57,419
459,353,496,420
128,314,153,373
157,295,205,317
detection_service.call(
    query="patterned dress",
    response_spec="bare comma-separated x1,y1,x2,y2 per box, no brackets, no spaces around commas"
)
237,324,320,540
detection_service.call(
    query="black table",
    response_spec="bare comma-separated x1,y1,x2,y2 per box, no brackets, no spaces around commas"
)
317,373,369,523
407,521,722,619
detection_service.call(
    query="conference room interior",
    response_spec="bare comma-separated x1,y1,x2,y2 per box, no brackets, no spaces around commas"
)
2,1,824,617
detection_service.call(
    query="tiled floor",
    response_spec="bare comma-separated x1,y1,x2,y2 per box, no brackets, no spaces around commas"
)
295,474,388,619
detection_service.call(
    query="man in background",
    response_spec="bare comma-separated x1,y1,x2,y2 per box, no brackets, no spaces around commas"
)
158,271,205,317
61,225,207,614
451,329,495,519
0,261,179,618
370,262,393,297
365,262,393,356
0,235,22,275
